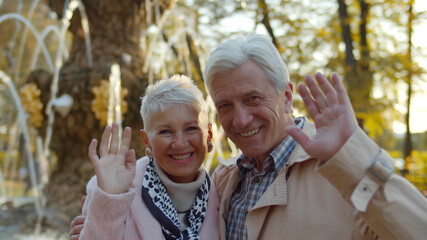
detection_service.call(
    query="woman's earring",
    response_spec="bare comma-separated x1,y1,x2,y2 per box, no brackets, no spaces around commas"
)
207,142,213,152
145,148,153,158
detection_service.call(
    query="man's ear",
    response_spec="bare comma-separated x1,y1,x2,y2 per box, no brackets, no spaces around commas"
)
285,82,293,99
140,129,150,148
284,82,293,112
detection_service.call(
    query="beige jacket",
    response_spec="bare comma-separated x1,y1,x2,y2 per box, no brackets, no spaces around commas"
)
212,120,427,240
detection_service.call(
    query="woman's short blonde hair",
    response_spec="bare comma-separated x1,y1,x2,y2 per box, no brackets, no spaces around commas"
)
140,75,208,131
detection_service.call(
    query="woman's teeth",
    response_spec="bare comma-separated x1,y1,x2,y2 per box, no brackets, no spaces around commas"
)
172,153,191,160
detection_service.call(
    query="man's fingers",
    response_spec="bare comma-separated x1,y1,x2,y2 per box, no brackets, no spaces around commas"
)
70,233,81,240
306,73,329,111
70,215,85,227
298,81,319,119
331,73,350,105
314,72,338,106
286,126,310,151
70,223,84,235
70,215,85,239
70,235,80,240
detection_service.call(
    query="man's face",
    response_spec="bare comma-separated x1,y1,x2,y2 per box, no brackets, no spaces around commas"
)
209,60,294,163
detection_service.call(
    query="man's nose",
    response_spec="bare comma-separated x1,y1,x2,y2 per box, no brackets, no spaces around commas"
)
232,105,252,129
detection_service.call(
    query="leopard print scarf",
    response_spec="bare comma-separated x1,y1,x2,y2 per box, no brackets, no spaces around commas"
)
141,159,210,240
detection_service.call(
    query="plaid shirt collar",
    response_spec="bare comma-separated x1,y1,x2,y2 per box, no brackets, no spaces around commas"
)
236,117,305,176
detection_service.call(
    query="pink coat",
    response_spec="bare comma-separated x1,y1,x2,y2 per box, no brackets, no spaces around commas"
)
80,157,220,240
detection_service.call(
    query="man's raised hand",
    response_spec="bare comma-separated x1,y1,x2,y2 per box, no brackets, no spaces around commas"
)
286,72,358,162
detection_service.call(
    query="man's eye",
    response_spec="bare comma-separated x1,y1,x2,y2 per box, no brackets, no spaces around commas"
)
217,104,229,111
247,96,261,104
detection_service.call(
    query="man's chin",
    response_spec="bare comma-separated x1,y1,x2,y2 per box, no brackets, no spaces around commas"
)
240,146,267,158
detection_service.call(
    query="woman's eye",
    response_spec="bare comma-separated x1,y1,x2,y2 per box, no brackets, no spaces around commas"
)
159,130,170,134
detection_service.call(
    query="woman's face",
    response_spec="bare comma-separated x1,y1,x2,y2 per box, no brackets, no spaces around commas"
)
141,104,211,183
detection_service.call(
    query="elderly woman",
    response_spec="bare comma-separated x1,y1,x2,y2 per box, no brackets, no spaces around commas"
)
78,75,219,239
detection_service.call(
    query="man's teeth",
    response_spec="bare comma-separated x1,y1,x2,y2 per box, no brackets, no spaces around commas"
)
240,128,259,137
172,153,191,160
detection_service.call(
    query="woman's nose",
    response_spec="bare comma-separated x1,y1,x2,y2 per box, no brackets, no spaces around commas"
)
172,132,186,148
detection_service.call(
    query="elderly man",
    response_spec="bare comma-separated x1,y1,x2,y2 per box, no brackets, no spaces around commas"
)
204,34,426,239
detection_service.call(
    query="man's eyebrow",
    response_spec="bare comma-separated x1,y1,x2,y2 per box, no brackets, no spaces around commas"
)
213,99,227,107
242,90,262,97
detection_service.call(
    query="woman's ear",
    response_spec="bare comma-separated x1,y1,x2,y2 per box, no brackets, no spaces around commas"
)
207,123,214,152
140,129,150,148
207,123,213,142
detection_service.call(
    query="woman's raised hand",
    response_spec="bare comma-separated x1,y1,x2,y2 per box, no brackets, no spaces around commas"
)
88,122,136,194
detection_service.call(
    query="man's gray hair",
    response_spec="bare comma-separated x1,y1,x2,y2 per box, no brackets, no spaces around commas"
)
204,34,290,93
140,75,208,130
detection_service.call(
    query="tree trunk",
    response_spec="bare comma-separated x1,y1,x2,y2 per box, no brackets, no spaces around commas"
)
337,0,361,128
337,0,374,131
28,0,172,228
403,0,414,176
358,0,373,114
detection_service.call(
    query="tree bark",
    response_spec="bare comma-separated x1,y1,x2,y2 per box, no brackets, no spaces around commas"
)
28,0,173,228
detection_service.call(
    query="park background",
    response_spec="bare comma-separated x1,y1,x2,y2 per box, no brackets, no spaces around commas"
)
0,0,426,239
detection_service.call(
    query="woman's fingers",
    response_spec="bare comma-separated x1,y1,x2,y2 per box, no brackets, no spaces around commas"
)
110,122,120,154
118,127,132,156
125,149,136,170
100,125,112,157
96,123,134,163
88,139,100,167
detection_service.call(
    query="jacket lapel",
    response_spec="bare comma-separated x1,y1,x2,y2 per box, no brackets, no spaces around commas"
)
218,166,240,240
246,119,315,239
246,166,289,239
